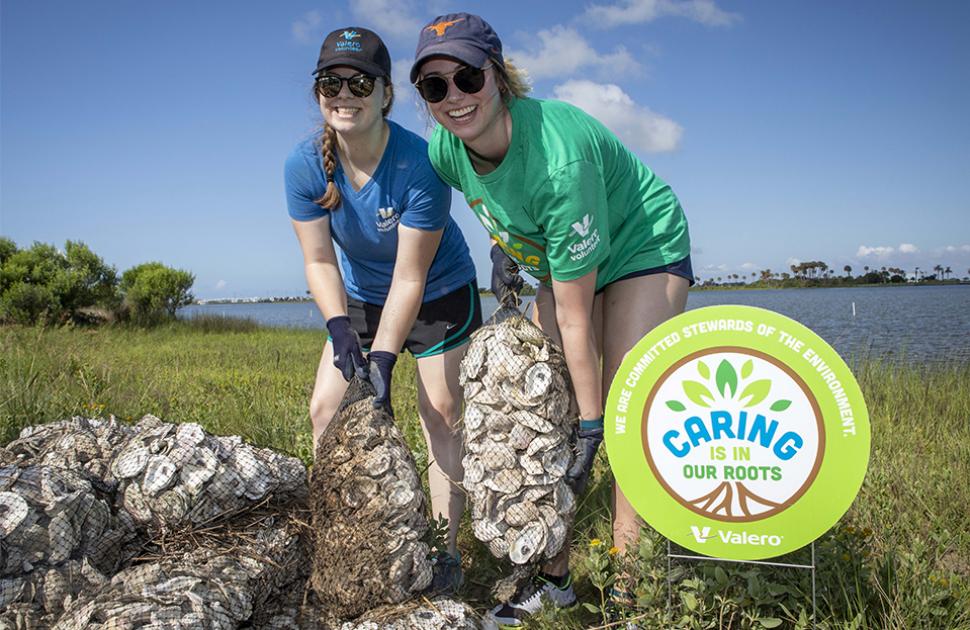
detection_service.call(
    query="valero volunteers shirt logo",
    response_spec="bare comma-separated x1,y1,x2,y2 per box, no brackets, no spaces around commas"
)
605,306,870,560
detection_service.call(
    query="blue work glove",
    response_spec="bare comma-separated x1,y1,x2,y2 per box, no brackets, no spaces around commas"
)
368,350,397,416
490,243,523,308
566,417,604,495
326,316,367,382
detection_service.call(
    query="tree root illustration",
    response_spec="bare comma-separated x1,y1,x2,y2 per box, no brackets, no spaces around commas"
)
688,482,782,518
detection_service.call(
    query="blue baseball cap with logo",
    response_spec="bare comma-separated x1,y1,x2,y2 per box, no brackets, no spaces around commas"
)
315,27,391,79
409,13,504,83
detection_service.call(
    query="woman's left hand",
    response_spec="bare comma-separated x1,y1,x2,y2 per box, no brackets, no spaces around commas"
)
566,416,604,495
368,351,397,416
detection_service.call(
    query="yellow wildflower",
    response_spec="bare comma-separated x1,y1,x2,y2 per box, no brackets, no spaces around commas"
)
590,538,603,547
608,546,620,556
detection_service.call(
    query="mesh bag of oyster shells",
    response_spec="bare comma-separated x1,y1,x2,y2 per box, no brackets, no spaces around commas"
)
46,508,308,630
1,417,134,480
0,464,136,624
310,376,433,618
108,415,307,532
1,416,310,627
458,304,577,591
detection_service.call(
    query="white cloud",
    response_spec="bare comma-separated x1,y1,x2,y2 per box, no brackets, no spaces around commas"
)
857,245,895,259
215,280,227,290
506,26,640,80
292,11,322,45
898,243,919,254
740,262,757,270
392,56,414,94
351,0,422,40
942,244,970,253
584,0,740,29
552,80,682,152
785,257,801,267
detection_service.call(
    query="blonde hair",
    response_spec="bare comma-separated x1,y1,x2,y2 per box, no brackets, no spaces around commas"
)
494,59,531,100
313,80,395,210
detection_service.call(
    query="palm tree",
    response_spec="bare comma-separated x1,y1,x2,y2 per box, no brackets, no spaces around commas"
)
843,264,852,277
934,264,944,280
945,266,952,280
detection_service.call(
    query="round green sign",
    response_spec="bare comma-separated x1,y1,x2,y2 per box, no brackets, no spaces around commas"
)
604,305,870,559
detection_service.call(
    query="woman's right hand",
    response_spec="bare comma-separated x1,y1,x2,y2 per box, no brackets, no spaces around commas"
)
326,315,368,381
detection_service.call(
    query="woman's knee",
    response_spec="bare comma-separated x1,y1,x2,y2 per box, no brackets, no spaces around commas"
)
309,395,338,432
418,395,461,431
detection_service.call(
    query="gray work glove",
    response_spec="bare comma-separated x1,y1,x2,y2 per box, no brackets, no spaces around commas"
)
566,417,604,495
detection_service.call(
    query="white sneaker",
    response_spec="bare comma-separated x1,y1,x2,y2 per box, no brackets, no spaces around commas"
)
488,573,576,627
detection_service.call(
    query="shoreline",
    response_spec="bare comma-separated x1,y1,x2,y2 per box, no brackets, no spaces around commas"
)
195,281,969,303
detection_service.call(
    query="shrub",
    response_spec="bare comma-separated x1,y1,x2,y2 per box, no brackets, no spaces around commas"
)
120,262,195,324
0,240,118,324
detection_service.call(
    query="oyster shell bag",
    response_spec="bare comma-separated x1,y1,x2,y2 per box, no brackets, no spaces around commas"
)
459,303,577,600
1,416,309,628
309,376,433,618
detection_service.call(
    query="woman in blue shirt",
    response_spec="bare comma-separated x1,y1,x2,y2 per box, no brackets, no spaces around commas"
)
284,27,480,567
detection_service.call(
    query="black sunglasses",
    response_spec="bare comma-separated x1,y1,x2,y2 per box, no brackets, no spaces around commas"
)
414,65,492,103
315,73,378,98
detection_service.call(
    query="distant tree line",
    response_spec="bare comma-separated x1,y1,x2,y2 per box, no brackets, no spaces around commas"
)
694,261,967,289
0,238,194,326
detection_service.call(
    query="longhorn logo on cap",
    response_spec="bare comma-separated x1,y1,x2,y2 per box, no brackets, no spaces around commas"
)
425,18,464,37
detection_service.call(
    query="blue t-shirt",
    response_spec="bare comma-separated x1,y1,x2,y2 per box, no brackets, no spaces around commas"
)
284,121,476,304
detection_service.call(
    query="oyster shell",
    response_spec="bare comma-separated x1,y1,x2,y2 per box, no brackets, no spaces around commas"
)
0,492,29,538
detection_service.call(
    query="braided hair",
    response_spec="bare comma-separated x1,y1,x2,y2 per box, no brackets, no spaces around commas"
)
313,80,395,210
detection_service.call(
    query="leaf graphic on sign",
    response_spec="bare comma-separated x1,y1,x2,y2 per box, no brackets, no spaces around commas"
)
716,360,738,398
697,361,710,380
682,381,714,407
666,400,686,412
739,379,772,407
770,399,792,412
741,359,753,379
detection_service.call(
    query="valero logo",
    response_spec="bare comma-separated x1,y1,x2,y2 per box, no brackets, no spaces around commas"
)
605,306,870,560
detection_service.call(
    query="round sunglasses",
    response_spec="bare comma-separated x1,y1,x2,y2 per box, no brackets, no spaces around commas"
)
414,65,493,103
315,73,378,99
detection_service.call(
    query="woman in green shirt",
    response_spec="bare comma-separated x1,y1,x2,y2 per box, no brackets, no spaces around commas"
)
411,12,694,626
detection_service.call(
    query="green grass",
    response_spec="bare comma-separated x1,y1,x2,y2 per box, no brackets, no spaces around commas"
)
2,321,968,628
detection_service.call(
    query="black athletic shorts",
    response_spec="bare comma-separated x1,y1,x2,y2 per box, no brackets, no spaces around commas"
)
348,280,483,358
595,255,695,294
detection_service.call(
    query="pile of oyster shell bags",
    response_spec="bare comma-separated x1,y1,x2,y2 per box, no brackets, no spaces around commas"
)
0,415,309,628
310,376,433,619
458,305,577,598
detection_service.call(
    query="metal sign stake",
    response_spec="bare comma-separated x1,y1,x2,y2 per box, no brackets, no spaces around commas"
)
666,539,817,629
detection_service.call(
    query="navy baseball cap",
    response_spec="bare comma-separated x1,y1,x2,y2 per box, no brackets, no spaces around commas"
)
315,27,391,78
409,13,504,83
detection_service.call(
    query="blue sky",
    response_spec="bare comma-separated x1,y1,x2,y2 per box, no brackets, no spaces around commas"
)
2,0,968,298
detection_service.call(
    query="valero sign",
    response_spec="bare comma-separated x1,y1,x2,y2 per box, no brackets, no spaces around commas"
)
605,306,870,559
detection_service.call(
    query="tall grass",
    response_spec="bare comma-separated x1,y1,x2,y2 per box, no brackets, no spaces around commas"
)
1,323,967,628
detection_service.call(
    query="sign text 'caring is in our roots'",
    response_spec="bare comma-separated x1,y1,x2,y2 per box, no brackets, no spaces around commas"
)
606,306,870,560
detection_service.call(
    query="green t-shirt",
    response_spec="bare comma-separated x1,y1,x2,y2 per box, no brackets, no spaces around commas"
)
428,97,691,290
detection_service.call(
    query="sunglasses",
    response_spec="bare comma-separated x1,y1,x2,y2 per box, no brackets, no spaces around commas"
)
315,73,378,98
414,65,492,103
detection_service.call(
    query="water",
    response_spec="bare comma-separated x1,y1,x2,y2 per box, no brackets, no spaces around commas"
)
180,285,970,364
